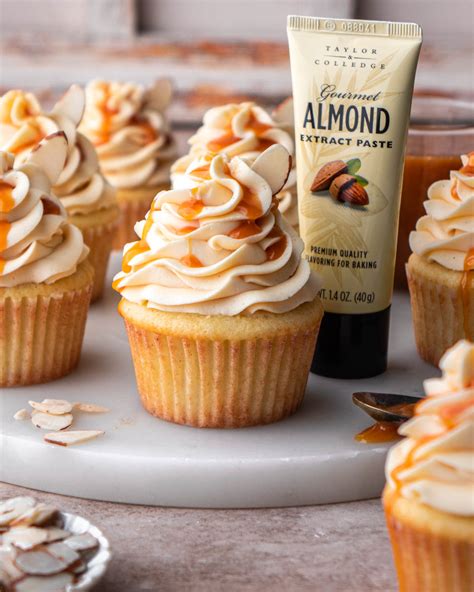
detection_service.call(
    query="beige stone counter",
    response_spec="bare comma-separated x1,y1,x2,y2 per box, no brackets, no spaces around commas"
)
0,482,396,591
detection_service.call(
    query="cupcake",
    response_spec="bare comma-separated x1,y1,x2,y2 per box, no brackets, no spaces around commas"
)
407,153,474,365
113,144,323,428
171,99,299,231
0,86,119,301
383,340,474,592
0,133,93,386
80,79,177,248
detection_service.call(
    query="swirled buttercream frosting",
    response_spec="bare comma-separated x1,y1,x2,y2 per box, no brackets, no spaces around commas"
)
385,339,474,516
0,86,116,216
113,145,320,315
0,134,89,287
409,153,474,271
79,79,177,189
171,99,299,228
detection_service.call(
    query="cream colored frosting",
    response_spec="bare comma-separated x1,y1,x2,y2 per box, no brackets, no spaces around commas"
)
80,80,177,190
114,145,320,315
0,134,89,287
171,99,299,228
0,87,116,216
385,340,474,516
409,153,474,271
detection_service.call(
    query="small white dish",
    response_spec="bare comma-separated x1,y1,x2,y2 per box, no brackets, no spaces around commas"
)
61,511,112,592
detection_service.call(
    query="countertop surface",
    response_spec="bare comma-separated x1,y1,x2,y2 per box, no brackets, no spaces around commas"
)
0,482,396,592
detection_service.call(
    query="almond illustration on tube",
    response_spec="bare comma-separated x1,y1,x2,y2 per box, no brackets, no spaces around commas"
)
311,159,348,192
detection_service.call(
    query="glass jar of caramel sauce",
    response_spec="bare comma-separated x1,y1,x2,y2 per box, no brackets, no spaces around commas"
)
395,95,474,289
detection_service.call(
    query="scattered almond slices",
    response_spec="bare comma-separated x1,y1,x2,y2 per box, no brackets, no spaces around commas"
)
31,411,73,432
11,503,58,527
13,409,30,421
74,402,110,414
14,397,109,448
29,400,73,415
15,573,74,592
44,430,104,447
63,533,99,553
0,497,36,527
14,549,67,576
2,527,48,550
0,497,101,591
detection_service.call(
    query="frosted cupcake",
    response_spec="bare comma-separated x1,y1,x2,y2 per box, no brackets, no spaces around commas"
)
0,86,119,301
407,153,474,365
114,145,323,428
171,99,299,230
80,79,177,248
383,340,474,592
0,134,93,386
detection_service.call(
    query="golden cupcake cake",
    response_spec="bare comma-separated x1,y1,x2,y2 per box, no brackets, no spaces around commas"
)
114,144,323,428
0,134,93,386
407,153,474,365
0,86,119,301
383,340,474,592
80,79,177,248
171,99,299,231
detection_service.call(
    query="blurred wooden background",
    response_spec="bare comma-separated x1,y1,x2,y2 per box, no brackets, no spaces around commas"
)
0,0,473,132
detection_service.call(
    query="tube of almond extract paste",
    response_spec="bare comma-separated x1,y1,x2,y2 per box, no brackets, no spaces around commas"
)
287,16,422,379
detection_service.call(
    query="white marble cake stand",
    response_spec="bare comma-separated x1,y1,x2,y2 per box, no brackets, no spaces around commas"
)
0,255,435,508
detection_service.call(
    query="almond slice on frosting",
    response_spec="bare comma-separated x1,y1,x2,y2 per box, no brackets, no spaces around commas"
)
29,399,73,415
44,430,104,447
31,411,73,431
250,144,291,195
14,549,67,576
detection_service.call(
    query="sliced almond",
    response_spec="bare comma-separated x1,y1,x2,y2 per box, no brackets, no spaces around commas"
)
0,497,36,526
46,542,80,567
250,144,292,195
63,532,98,552
44,430,104,447
74,402,110,414
14,548,66,575
29,400,73,415
11,503,57,527
44,527,70,543
0,549,23,582
31,411,73,431
14,409,30,421
15,573,73,592
2,526,48,550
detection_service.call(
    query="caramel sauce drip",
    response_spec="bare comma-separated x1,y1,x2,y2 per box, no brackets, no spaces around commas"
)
0,221,11,273
459,151,474,176
176,225,198,236
190,165,212,181
439,396,474,427
0,181,15,213
180,253,203,268
237,186,262,220
177,198,204,221
180,238,203,268
207,133,239,153
94,84,119,145
229,220,260,239
266,227,287,261
0,182,14,274
355,422,402,444
205,112,273,153
116,205,156,281
460,248,473,340
11,120,43,154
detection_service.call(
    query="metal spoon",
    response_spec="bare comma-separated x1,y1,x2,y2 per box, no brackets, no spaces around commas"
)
352,392,422,423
